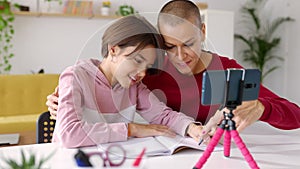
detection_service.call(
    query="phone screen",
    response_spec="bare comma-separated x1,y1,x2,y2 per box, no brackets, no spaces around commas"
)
201,69,261,105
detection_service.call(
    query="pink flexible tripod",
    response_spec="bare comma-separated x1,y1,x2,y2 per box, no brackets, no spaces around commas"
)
193,69,260,169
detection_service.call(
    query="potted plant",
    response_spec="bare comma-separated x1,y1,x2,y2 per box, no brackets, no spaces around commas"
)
1,149,55,169
101,0,111,16
44,0,62,13
0,0,19,74
116,4,137,16
235,0,294,82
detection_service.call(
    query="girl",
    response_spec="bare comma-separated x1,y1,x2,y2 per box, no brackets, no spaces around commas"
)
53,15,202,148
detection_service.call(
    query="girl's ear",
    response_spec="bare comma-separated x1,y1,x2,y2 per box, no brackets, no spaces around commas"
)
108,45,115,56
200,23,206,42
109,45,121,56
109,45,121,63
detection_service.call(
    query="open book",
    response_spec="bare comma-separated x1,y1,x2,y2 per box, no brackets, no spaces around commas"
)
97,135,222,158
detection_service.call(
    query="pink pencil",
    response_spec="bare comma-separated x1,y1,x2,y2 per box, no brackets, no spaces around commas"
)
132,148,146,167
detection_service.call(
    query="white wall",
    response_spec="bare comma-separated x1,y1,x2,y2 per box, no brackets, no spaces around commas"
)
9,0,300,104
202,9,234,58
286,0,300,104
10,0,233,74
11,16,112,74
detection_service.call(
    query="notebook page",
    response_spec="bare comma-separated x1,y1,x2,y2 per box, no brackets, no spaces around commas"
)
98,137,170,158
155,135,223,154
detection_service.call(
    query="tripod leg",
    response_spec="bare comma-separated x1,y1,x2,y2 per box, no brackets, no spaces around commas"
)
193,127,225,169
224,130,231,157
231,130,259,169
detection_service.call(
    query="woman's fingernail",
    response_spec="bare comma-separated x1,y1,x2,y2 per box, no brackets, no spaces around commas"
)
202,131,206,134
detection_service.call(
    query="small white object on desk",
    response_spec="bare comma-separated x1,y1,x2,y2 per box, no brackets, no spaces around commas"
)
0,133,19,145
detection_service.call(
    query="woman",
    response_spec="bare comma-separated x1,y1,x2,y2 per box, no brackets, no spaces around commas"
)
53,15,203,148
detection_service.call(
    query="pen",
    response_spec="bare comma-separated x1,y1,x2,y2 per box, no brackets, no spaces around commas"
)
198,139,203,145
197,105,224,146
132,148,146,167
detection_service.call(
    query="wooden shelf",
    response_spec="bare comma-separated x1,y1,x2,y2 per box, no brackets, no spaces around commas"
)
196,2,208,10
13,11,121,19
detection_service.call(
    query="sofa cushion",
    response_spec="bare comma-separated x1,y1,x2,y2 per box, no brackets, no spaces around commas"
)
0,114,40,133
0,74,59,133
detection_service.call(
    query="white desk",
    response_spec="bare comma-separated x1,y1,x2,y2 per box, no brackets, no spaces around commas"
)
0,122,300,169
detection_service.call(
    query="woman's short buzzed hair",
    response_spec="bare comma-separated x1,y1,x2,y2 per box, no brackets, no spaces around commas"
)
158,0,202,28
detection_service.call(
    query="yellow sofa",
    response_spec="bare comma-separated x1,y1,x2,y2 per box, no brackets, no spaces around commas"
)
0,74,59,133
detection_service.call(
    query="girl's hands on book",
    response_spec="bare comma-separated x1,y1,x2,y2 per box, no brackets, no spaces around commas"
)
186,123,204,142
128,123,176,138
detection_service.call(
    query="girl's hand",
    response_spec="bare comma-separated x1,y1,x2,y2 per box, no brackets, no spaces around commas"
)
186,123,204,142
128,123,176,138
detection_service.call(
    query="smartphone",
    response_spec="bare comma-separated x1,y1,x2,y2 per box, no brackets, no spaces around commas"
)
201,69,261,105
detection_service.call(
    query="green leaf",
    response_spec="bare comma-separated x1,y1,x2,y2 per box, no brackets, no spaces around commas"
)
5,159,20,168
7,16,15,22
14,3,21,9
235,34,253,49
0,17,7,30
21,149,26,165
262,66,280,80
37,149,56,169
28,154,36,167
0,19,5,30
10,27,14,34
4,64,11,71
266,17,294,39
247,7,260,30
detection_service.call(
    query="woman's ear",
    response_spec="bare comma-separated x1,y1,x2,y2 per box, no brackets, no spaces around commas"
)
200,23,206,42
